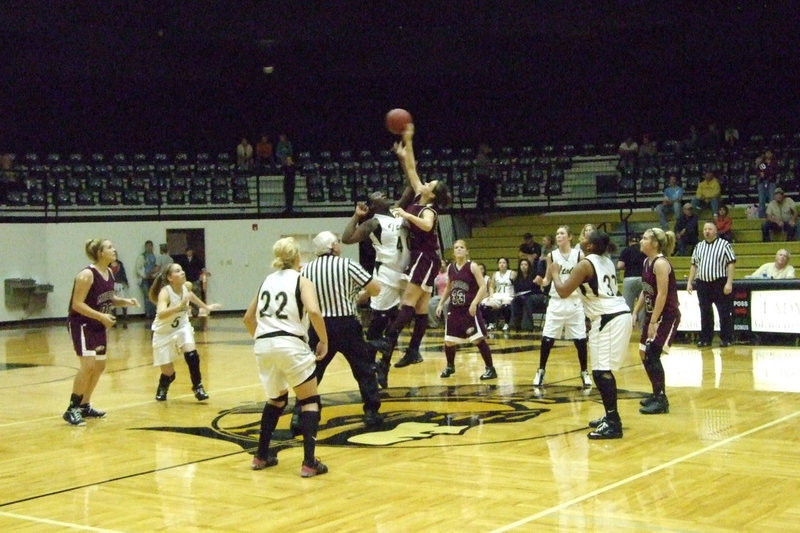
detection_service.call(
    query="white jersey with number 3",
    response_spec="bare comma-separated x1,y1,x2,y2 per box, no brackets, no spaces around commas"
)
579,254,630,320
253,269,306,339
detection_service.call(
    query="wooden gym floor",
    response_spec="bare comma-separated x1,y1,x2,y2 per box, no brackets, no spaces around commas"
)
1,315,800,532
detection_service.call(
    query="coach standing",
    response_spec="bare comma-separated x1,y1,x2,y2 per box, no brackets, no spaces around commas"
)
686,221,736,348
300,230,384,427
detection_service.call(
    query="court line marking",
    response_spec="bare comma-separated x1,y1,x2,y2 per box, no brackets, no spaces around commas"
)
0,510,123,532
489,408,800,532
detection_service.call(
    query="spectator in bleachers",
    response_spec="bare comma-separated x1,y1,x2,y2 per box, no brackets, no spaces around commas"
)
537,234,555,280
681,124,699,152
691,171,721,216
761,188,799,242
715,205,734,242
283,156,296,213
755,149,779,218
518,232,541,266
275,133,293,166
236,137,254,170
656,174,684,230
746,249,795,279
723,126,740,150
618,136,638,169
0,153,24,202
675,203,699,256
510,258,542,333
475,142,495,213
616,234,646,325
638,133,657,167
699,122,721,151
255,134,274,170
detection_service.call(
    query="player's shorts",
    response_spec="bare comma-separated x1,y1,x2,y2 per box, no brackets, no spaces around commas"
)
67,319,108,359
444,306,487,344
589,311,632,371
541,297,586,340
483,293,513,308
152,324,196,366
254,335,317,399
371,265,406,311
406,250,440,291
638,313,681,353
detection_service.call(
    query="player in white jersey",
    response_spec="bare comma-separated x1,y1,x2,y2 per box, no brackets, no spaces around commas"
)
532,225,590,388
149,263,221,402
243,237,329,477
342,188,416,386
550,230,632,440
480,257,515,331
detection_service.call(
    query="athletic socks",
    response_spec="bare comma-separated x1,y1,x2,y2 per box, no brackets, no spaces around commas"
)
300,410,321,465
184,350,202,388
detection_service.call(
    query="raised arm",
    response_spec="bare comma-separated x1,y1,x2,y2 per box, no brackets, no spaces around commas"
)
341,202,377,244
393,124,423,194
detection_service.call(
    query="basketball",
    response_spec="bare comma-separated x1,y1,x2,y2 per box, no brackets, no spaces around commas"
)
385,108,412,135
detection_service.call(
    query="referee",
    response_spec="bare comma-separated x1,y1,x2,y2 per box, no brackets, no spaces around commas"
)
300,230,383,427
687,221,736,347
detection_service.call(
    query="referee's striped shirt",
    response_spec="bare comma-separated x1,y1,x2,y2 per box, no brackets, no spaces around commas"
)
301,254,373,317
691,237,736,281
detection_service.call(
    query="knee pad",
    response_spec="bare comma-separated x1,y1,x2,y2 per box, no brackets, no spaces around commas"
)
268,392,289,409
541,336,555,350
644,340,663,362
298,394,321,411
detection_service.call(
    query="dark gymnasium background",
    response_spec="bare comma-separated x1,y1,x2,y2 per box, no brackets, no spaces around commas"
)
2,1,799,155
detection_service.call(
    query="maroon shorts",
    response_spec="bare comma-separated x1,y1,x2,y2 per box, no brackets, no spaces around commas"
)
406,250,440,291
444,306,487,343
68,319,108,357
639,314,680,352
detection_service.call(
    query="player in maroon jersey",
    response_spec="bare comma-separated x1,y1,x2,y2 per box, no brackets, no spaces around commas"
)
436,240,496,379
64,238,139,426
370,123,450,386
632,228,681,415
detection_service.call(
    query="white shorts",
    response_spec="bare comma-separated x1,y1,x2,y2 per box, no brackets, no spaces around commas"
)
483,293,513,308
542,298,586,340
371,266,406,311
589,312,632,371
254,335,317,399
152,325,195,366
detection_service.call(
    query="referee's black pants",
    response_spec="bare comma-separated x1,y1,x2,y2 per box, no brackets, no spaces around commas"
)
695,278,733,344
309,316,381,413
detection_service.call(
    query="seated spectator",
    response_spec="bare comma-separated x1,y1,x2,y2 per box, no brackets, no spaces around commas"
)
746,249,795,279
0,153,24,202
681,124,699,153
255,134,275,170
675,203,699,256
427,261,449,328
518,232,541,266
510,259,544,332
761,188,799,242
723,126,739,149
618,136,638,169
236,137,254,170
656,174,684,230
715,205,734,242
691,171,722,216
638,133,658,167
756,149,779,218
699,122,721,151
480,257,515,332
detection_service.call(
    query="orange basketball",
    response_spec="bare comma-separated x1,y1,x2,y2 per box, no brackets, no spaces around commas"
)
385,108,412,135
